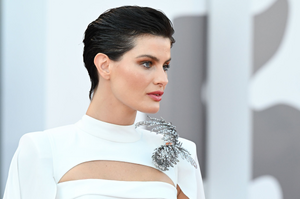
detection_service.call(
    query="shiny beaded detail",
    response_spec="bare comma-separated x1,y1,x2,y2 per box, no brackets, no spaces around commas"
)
135,116,197,171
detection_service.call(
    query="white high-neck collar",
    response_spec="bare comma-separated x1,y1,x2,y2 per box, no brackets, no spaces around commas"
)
77,115,141,143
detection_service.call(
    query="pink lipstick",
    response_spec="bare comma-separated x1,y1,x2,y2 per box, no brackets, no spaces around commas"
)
147,91,164,101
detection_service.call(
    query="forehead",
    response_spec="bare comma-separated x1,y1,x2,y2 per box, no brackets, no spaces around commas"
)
126,35,171,58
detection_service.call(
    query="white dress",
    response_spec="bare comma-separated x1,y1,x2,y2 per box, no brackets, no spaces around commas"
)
3,115,206,199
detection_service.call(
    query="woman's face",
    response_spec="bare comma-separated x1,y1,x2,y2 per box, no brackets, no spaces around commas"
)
109,35,171,113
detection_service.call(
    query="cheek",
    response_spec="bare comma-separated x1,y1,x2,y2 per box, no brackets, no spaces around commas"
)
126,73,145,89
113,67,151,97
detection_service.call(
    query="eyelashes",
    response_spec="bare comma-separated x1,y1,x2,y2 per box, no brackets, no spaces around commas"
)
163,64,170,71
142,61,152,69
141,61,170,71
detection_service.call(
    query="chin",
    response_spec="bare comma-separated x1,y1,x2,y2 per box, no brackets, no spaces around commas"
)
144,109,159,114
139,105,160,114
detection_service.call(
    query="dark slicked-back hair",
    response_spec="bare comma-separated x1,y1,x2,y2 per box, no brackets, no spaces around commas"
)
83,6,175,99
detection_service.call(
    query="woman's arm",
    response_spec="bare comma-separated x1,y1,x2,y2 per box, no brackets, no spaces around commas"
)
3,133,56,199
177,138,206,199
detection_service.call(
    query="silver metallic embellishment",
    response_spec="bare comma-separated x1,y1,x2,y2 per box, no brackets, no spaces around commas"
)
135,116,197,171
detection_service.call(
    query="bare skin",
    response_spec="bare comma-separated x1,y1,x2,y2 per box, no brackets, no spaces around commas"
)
87,35,170,125
177,186,189,198
60,35,188,198
59,160,174,186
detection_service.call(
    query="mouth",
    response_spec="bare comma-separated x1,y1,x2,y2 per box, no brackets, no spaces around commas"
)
147,91,164,102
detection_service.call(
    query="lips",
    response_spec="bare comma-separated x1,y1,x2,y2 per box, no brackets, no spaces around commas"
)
147,91,164,101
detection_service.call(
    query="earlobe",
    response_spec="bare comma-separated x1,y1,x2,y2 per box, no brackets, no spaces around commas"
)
94,53,111,80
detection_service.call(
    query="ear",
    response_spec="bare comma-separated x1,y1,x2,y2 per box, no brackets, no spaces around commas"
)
94,53,111,80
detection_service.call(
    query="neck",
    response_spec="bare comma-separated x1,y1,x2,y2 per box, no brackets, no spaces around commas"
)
86,84,137,125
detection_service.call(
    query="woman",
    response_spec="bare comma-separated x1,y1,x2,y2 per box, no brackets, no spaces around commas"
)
3,6,205,199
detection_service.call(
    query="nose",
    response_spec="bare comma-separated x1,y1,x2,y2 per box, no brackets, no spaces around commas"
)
153,67,168,88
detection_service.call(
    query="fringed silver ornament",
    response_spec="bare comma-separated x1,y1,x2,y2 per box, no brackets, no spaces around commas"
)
135,116,197,171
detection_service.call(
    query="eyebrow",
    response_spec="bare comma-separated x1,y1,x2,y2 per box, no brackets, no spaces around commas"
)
136,54,171,63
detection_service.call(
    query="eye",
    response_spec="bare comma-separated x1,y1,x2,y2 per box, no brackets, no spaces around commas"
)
163,64,170,71
141,61,152,69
